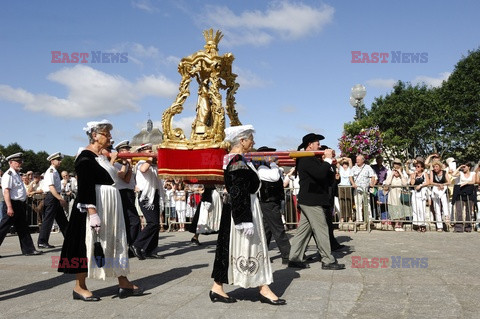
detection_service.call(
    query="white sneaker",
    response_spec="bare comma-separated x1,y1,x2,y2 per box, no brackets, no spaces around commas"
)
395,227,405,232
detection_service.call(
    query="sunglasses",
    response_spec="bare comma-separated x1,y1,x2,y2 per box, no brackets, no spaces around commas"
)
97,131,112,138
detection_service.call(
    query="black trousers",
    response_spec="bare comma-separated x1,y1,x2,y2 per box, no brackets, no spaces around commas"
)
133,190,160,254
0,200,36,254
260,201,291,259
324,206,340,249
119,189,141,245
38,193,68,245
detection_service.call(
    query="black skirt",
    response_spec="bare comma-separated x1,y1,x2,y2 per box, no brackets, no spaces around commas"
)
57,199,88,274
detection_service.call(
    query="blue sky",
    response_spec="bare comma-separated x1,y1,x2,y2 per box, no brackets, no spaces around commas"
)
1,0,479,156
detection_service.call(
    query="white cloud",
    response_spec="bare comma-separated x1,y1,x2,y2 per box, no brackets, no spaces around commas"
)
366,72,451,90
202,1,335,46
0,65,178,118
149,116,195,138
234,66,270,89
272,135,299,151
131,0,157,12
131,43,159,58
412,72,450,88
365,78,397,89
135,75,178,97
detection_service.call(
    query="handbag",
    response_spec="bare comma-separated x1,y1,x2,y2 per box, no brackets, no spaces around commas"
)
399,189,411,206
93,231,105,268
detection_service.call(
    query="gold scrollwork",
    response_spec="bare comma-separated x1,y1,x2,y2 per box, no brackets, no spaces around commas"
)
160,29,242,150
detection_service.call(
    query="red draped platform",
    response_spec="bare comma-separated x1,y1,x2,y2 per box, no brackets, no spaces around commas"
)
157,148,227,183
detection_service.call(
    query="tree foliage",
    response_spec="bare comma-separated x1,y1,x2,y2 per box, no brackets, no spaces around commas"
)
341,48,480,163
439,49,480,162
0,143,75,174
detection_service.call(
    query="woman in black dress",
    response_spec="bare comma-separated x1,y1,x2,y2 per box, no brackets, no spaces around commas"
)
58,120,142,301
210,124,286,305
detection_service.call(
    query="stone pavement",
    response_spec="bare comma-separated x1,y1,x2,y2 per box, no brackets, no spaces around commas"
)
1,229,479,318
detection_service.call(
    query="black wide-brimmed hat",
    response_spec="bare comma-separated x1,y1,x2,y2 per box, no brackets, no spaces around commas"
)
256,146,276,152
297,133,325,150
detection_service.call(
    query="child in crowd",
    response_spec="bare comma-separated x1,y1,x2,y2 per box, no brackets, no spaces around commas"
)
377,185,390,227
164,181,177,231
175,182,187,231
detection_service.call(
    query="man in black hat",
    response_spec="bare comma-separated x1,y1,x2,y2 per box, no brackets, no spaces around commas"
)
0,152,43,256
256,146,291,264
288,134,345,270
38,152,68,249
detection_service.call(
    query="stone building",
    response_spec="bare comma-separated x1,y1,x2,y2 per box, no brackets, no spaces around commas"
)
131,118,163,150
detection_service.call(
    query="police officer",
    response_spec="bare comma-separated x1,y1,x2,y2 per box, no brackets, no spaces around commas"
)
113,140,141,248
256,146,291,264
38,152,68,249
0,152,42,256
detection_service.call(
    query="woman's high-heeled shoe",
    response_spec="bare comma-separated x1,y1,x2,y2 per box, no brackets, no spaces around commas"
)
118,287,145,299
73,290,100,302
209,291,237,303
191,237,201,246
259,294,286,305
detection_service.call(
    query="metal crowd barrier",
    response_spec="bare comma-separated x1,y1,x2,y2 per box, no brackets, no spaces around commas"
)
280,184,479,233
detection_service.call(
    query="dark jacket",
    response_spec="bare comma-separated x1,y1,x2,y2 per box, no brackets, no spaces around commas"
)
224,154,260,225
297,156,335,206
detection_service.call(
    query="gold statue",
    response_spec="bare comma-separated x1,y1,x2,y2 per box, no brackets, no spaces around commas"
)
160,29,242,150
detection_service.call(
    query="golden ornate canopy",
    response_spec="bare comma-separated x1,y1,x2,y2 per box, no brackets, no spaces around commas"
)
160,29,242,150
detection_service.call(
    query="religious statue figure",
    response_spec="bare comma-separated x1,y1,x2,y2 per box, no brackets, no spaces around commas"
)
160,29,242,150
193,77,212,134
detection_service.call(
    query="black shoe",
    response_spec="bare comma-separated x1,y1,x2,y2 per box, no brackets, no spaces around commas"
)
209,291,237,303
288,261,310,269
191,237,202,246
321,262,346,270
282,258,289,265
38,243,55,249
332,244,346,251
73,290,100,302
130,246,146,260
145,253,165,259
118,287,145,299
24,250,43,256
259,294,286,305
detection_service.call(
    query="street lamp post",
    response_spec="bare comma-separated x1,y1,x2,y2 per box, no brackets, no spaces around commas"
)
350,84,367,120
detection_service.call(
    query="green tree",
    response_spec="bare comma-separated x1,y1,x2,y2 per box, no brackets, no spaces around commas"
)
343,49,480,163
440,48,480,162
59,155,75,174
344,81,444,161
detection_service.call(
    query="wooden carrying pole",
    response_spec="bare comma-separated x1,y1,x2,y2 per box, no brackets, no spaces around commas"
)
115,150,327,167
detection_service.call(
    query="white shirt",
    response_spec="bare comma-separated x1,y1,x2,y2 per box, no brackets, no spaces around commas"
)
42,165,61,193
338,166,351,186
2,168,27,201
114,162,136,190
165,189,176,207
257,162,281,182
135,160,160,191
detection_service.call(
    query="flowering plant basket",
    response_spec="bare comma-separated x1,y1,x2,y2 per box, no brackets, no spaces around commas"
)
338,126,383,160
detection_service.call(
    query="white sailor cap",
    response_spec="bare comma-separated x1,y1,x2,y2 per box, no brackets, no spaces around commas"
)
47,152,64,161
6,152,24,162
136,143,153,152
114,140,131,151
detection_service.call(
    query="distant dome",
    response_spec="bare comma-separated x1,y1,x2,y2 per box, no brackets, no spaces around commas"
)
131,119,163,150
